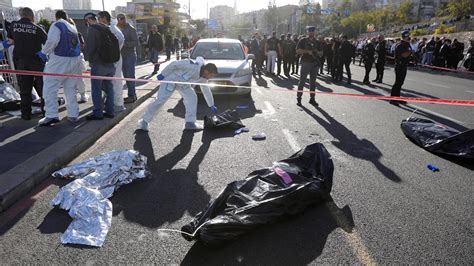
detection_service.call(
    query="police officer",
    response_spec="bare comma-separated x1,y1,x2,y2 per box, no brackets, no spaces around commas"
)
373,34,386,83
362,37,376,84
6,7,47,120
339,35,355,84
390,31,412,105
265,31,280,75
282,33,295,78
296,26,323,106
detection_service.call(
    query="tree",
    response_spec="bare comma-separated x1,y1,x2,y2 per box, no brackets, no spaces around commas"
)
446,0,474,18
38,18,51,33
352,0,368,12
395,1,413,25
189,19,206,35
264,5,279,32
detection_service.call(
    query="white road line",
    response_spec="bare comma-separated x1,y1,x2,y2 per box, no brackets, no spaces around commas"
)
466,90,474,94
409,104,465,125
424,82,451,88
281,129,301,152
254,87,263,95
264,101,276,115
280,128,376,264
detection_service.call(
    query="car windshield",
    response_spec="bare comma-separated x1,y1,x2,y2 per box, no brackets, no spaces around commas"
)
191,42,245,60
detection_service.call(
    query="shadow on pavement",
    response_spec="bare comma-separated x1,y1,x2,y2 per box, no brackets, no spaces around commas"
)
300,105,402,182
182,202,354,265
112,128,235,228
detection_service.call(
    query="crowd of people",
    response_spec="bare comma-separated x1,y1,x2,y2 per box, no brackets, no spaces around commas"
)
3,8,143,124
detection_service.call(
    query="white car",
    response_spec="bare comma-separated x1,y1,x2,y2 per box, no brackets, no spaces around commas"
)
189,38,254,96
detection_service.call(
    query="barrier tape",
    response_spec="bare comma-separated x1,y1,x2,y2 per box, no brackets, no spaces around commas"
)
1,68,473,107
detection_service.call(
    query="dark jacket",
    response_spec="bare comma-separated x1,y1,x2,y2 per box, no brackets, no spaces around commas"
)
340,40,355,60
250,38,260,55
8,17,47,59
147,31,163,51
362,42,375,61
85,23,109,64
120,23,139,57
375,40,386,62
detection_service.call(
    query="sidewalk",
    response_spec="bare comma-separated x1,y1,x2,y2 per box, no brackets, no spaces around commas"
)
0,60,168,212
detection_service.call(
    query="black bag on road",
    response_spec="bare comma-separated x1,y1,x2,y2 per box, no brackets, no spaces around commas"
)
204,109,245,130
401,117,474,159
181,143,334,245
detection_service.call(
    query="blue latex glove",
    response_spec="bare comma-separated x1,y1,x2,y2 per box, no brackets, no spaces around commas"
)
36,51,47,62
157,74,165,80
210,105,218,114
1,40,10,49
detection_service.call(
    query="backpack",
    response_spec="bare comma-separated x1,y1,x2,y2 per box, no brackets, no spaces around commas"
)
54,22,81,57
90,24,120,63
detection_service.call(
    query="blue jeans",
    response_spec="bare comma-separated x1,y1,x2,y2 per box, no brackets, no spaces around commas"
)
149,48,159,63
122,54,137,98
91,63,115,117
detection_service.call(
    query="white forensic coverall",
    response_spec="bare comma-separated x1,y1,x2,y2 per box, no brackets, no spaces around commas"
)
42,19,82,119
109,19,125,110
141,57,214,124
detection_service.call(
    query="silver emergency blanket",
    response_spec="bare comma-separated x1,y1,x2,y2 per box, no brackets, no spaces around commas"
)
51,150,150,247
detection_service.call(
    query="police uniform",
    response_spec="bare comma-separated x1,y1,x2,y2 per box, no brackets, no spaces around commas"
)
390,31,412,104
8,17,47,119
362,41,375,84
374,39,386,83
296,26,322,106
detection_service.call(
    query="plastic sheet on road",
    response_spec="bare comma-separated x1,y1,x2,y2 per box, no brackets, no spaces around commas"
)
204,109,245,130
401,117,474,159
181,143,334,245
51,150,150,247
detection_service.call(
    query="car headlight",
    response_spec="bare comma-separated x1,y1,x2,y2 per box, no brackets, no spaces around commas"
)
234,67,252,77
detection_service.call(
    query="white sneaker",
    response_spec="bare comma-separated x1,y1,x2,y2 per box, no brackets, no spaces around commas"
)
184,122,203,131
38,117,60,126
138,119,149,131
115,105,126,112
78,93,89,103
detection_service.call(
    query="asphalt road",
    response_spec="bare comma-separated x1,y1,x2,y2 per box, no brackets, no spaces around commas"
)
1,62,473,264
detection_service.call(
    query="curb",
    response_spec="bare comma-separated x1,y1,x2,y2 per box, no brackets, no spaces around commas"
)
0,83,159,212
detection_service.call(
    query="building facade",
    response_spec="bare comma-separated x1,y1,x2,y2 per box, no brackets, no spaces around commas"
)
63,0,92,10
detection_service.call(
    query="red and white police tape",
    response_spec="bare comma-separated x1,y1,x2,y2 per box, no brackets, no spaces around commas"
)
1,68,473,107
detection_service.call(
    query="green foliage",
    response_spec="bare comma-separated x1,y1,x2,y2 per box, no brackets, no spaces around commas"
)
410,28,430,36
434,24,458,34
190,19,206,35
38,18,51,33
264,6,279,32
446,0,473,18
395,1,413,25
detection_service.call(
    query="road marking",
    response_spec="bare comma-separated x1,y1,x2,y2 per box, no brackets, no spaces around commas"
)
466,91,474,94
264,101,276,115
254,87,264,95
424,82,451,89
281,129,301,152
409,104,465,125
281,128,376,265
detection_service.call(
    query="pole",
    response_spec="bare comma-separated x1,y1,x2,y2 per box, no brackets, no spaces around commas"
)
102,0,105,11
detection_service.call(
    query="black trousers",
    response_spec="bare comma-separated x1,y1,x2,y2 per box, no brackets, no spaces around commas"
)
14,57,45,116
326,56,333,74
277,56,282,75
341,59,351,81
292,56,299,74
375,60,385,81
363,60,374,82
283,58,292,76
319,56,325,73
391,64,407,96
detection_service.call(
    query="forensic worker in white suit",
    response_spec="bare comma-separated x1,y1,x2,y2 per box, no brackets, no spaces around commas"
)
138,57,218,131
38,10,82,126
